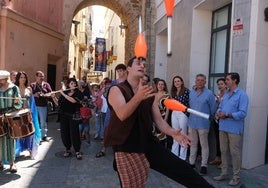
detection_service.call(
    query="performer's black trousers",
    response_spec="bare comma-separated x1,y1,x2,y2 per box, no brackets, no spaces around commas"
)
145,141,214,188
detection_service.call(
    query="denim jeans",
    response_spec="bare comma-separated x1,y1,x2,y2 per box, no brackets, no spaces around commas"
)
101,108,110,138
94,112,106,138
36,106,48,138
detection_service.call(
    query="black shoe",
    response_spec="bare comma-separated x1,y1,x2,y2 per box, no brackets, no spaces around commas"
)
190,164,195,169
200,166,207,175
94,134,99,140
95,151,105,158
0,163,4,171
42,137,48,141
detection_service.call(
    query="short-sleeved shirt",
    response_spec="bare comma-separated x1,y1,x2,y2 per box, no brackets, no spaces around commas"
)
30,81,52,106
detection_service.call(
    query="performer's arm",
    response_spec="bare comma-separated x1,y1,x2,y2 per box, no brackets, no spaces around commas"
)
152,93,191,147
108,79,154,121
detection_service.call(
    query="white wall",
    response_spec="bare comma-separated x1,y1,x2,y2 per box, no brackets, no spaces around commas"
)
242,0,268,169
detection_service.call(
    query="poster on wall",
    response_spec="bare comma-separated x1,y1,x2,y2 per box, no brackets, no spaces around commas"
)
94,38,107,72
233,18,243,36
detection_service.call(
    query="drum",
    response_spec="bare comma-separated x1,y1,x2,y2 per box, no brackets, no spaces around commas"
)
5,109,35,139
0,115,7,137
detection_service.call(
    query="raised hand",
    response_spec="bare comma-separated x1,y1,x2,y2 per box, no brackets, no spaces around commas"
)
136,78,154,100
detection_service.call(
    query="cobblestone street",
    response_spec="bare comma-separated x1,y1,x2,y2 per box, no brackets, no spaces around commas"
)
0,114,267,188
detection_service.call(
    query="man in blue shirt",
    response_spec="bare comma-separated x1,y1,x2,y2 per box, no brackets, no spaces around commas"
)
214,72,249,186
188,74,217,175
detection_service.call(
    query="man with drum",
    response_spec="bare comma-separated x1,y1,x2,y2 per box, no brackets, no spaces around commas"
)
30,71,52,142
0,70,23,173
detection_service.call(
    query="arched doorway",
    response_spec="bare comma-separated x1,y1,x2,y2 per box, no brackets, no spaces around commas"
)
62,0,155,80
63,1,145,77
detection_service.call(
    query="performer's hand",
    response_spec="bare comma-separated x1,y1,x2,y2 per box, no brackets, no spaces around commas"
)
136,78,154,100
173,129,191,147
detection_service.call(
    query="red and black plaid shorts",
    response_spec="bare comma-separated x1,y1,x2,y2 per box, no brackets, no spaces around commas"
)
115,152,150,188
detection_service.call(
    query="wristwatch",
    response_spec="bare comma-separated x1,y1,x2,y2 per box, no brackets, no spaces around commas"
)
225,114,230,118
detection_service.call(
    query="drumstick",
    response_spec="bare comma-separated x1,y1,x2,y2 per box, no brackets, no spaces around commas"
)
163,99,210,119
0,96,27,100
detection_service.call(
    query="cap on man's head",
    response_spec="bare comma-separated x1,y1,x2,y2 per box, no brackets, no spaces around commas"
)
0,70,10,80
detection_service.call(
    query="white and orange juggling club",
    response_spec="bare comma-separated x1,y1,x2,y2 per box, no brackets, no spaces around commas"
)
163,99,210,119
164,0,175,56
134,16,148,59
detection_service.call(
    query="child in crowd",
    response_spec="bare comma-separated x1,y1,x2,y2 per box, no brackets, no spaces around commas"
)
79,99,92,144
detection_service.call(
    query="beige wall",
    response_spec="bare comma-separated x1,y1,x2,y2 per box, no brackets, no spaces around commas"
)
0,8,64,89
3,0,63,32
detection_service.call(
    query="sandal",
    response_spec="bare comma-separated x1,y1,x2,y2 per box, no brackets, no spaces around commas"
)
76,152,82,160
95,151,105,158
63,150,72,158
10,164,17,173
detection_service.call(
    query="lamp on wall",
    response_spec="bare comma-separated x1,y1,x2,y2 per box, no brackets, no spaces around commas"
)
119,24,128,30
72,20,80,25
119,23,128,36
265,7,268,21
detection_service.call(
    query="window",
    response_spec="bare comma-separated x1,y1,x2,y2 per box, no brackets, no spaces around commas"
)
74,57,76,70
75,24,78,36
209,4,232,92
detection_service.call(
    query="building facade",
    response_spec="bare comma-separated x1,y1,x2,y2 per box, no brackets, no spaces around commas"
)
102,7,125,81
68,6,93,80
1,0,155,86
154,0,268,169
62,0,156,80
0,0,64,90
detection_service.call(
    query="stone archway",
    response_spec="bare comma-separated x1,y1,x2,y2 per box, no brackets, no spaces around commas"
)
62,0,153,78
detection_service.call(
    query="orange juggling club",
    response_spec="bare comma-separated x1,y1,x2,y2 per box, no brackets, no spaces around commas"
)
164,0,175,56
164,98,187,112
134,33,147,59
164,0,175,17
164,99,210,119
134,16,147,59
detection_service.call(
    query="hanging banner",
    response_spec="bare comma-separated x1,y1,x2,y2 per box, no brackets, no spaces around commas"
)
94,38,107,72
